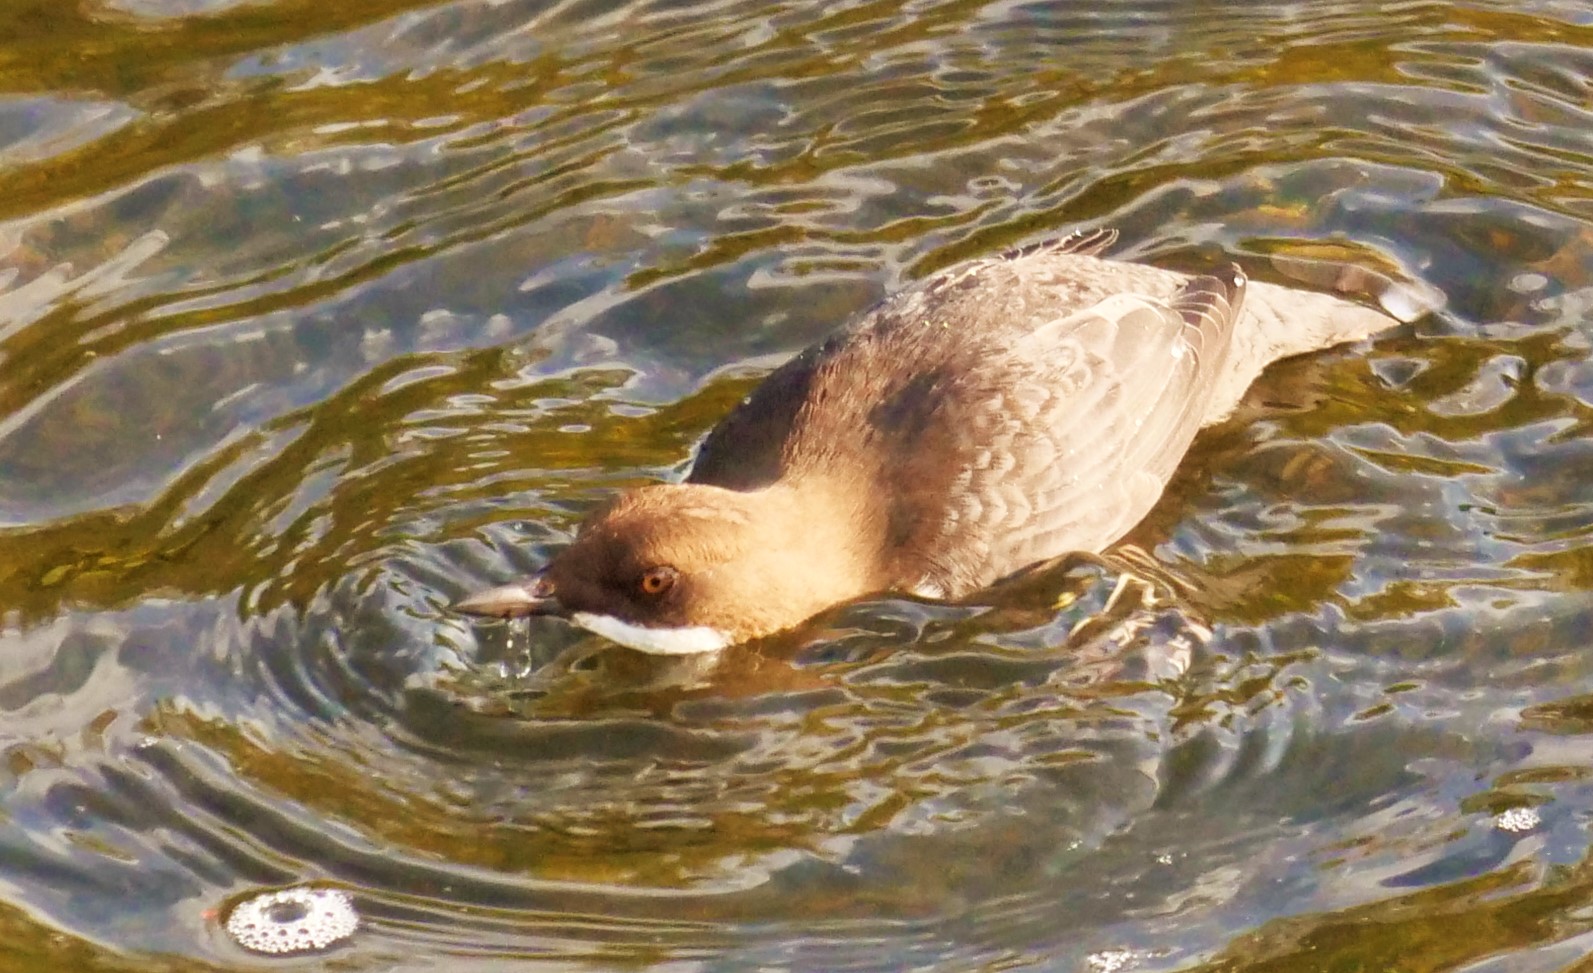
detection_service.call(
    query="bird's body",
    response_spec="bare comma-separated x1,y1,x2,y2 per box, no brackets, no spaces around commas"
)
456,229,1410,652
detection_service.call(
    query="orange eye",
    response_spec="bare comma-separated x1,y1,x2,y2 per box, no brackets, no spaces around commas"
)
638,566,677,596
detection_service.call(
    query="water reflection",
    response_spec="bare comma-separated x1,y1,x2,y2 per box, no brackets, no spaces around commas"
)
1,0,1593,969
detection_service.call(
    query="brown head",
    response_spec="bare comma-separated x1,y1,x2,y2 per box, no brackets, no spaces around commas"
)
452,480,884,653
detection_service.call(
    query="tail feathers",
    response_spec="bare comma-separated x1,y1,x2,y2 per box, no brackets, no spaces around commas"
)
1204,274,1410,427
1270,253,1445,324
1244,280,1400,359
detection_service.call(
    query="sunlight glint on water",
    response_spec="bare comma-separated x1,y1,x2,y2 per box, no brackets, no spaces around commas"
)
0,0,1592,970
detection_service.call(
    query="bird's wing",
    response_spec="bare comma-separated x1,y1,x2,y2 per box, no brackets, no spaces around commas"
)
997,226,1118,261
888,267,1247,595
687,343,823,491
688,229,1124,491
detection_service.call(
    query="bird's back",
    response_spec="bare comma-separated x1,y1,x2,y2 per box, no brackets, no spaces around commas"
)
690,231,1402,597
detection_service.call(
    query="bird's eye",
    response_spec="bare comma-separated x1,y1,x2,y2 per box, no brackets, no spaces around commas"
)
638,565,678,596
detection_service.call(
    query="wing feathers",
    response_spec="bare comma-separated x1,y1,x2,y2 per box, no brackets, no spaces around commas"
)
928,265,1249,591
998,227,1119,261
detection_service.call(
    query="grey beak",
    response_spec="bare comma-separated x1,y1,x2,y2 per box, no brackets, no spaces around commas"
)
451,577,560,619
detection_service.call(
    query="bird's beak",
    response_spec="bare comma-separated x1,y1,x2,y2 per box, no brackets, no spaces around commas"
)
451,576,561,619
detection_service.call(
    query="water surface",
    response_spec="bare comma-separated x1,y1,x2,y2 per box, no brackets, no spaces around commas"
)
2,0,1593,969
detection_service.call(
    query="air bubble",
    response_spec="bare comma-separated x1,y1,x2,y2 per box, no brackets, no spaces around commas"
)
1087,948,1141,973
224,886,359,954
1494,807,1540,834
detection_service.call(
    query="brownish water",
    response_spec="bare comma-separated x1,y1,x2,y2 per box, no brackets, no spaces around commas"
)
2,0,1593,969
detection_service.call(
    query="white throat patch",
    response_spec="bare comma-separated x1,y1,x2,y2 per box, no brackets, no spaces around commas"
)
570,612,731,655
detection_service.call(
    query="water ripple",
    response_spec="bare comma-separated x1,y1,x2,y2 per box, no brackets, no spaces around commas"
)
2,0,1593,968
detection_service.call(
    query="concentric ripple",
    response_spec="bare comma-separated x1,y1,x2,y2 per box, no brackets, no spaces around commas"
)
1,0,1593,970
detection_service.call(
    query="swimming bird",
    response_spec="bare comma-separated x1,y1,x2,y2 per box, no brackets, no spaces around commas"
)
455,228,1414,653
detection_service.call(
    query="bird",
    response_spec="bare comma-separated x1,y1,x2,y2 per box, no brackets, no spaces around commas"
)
454,228,1417,653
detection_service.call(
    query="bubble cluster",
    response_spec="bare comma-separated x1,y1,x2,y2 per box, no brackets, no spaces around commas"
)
1087,948,1141,973
1494,807,1541,834
225,887,359,954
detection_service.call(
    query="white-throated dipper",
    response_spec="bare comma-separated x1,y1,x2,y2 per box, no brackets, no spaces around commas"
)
455,228,1418,653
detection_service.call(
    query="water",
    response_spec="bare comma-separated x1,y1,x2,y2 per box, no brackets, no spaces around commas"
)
1,0,1592,968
